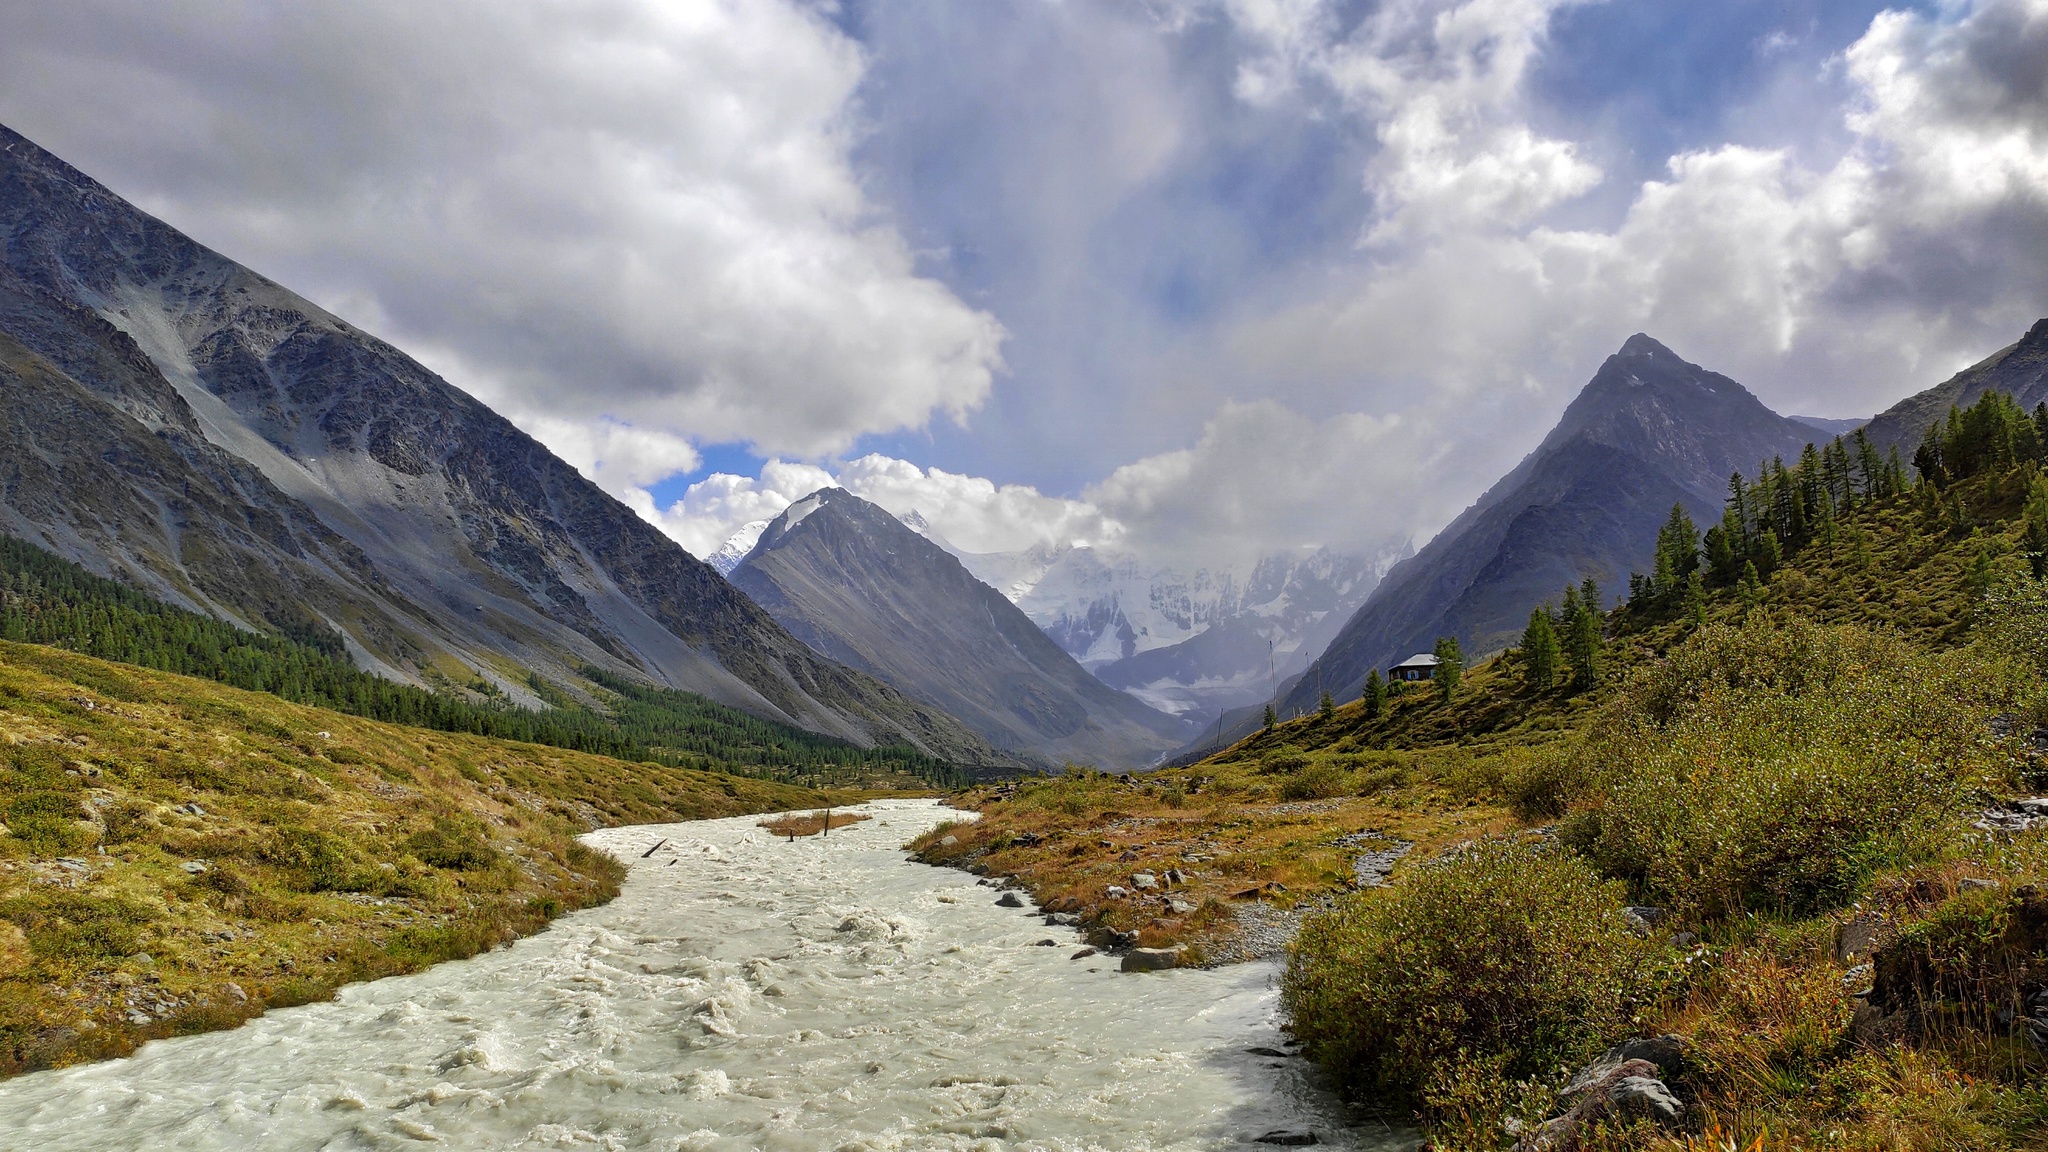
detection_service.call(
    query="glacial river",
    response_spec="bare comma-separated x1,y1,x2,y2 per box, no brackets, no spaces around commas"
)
0,800,1412,1151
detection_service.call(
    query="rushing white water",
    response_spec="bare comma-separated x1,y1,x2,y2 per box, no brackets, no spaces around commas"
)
0,800,1414,1151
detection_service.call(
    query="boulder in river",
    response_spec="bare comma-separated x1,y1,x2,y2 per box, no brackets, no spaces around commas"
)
1121,946,1184,973
995,892,1026,908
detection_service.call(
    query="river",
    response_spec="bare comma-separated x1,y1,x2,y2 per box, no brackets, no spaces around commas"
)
0,799,1413,1151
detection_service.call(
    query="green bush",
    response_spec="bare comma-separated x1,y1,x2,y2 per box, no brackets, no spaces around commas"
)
1278,760,1348,800
5,791,88,854
1566,618,2008,918
0,892,153,960
402,816,501,872
260,827,358,892
1283,839,1659,1109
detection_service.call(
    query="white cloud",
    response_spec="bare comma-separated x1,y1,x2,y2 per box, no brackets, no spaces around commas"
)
0,0,1006,460
1224,0,2048,424
647,454,1115,562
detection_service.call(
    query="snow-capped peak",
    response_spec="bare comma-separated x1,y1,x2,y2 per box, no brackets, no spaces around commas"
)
708,520,769,576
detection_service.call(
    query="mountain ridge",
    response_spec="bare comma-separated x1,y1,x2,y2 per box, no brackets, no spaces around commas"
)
1271,333,1817,722
730,488,1193,769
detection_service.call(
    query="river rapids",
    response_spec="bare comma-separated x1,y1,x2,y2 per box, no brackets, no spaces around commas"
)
0,800,1413,1151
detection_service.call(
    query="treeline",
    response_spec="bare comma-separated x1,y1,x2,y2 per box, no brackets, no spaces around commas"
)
0,535,965,786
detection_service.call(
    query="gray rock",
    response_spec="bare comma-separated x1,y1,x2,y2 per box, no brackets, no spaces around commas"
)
938,835,959,847
1165,897,1198,916
1253,1131,1317,1145
1121,946,1183,972
1834,915,1881,963
1035,939,1058,947
995,892,1026,908
179,861,209,874
1131,872,1159,890
1621,906,1665,935
1070,948,1098,960
1521,1056,1684,1151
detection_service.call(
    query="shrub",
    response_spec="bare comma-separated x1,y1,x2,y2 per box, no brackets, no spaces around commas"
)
260,827,358,892
1284,839,1659,1109
1567,618,2009,918
5,791,88,854
402,816,502,871
1278,760,1347,801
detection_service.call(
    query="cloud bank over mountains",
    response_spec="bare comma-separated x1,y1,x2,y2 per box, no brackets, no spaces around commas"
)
3,0,2046,583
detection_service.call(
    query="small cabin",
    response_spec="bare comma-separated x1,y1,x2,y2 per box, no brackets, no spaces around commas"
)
1387,653,1441,682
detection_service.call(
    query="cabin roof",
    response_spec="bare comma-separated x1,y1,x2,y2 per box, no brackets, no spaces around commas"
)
1389,653,1441,670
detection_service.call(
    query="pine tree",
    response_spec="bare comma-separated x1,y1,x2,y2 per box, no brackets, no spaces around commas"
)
1684,569,1707,626
1739,560,1764,612
1563,583,1603,693
1263,703,1277,730
2027,476,2048,579
1364,670,1386,718
1433,635,1463,704
1520,606,1559,690
1319,690,1335,720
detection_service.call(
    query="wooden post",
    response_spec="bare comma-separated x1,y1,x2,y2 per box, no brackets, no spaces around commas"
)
821,807,831,836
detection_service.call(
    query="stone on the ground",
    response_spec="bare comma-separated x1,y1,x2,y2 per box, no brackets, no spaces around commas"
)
1166,897,1198,915
937,834,959,847
1519,1053,1686,1152
1131,872,1159,890
995,892,1026,908
1121,946,1184,972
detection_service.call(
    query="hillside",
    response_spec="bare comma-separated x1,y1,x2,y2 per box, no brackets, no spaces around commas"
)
927,390,2048,1148
0,533,964,789
730,489,1189,769
0,640,837,1076
1862,317,2048,455
0,121,999,765
1272,334,1816,724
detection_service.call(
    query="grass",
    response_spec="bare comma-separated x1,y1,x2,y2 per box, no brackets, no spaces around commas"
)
0,639,856,1077
758,810,873,838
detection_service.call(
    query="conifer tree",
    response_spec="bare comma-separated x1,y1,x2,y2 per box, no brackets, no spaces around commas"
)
1364,670,1386,718
1432,636,1463,704
1563,583,1603,693
2027,476,2048,579
1319,690,1335,720
1520,606,1559,690
1684,569,1707,626
1263,703,1277,731
1739,560,1764,612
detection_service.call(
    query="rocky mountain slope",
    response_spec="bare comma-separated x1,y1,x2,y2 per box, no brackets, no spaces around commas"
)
729,489,1193,768
1272,334,1817,722
0,122,998,765
1861,318,2048,454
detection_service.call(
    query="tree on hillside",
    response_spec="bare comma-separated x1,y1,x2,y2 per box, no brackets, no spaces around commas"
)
1433,636,1463,704
1364,670,1386,718
1320,690,1335,720
1263,703,1277,731
1520,606,1558,691
2026,476,2048,579
1563,581,1603,693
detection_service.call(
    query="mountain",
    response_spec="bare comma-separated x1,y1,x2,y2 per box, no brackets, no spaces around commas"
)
952,543,1403,724
1861,318,2048,454
728,489,1194,768
0,122,1000,765
1272,334,1817,722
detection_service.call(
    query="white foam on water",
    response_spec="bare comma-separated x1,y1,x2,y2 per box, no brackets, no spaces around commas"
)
0,800,1414,1151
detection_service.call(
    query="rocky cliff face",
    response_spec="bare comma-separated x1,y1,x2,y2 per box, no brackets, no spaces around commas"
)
0,122,1000,765
1860,319,2048,455
1273,334,1818,721
730,489,1193,769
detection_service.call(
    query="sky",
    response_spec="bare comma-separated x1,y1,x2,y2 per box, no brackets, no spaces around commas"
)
2,0,2045,572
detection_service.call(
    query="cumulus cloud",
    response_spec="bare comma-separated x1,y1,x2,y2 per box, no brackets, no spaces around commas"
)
0,0,1005,459
1223,0,2048,425
647,455,1115,561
